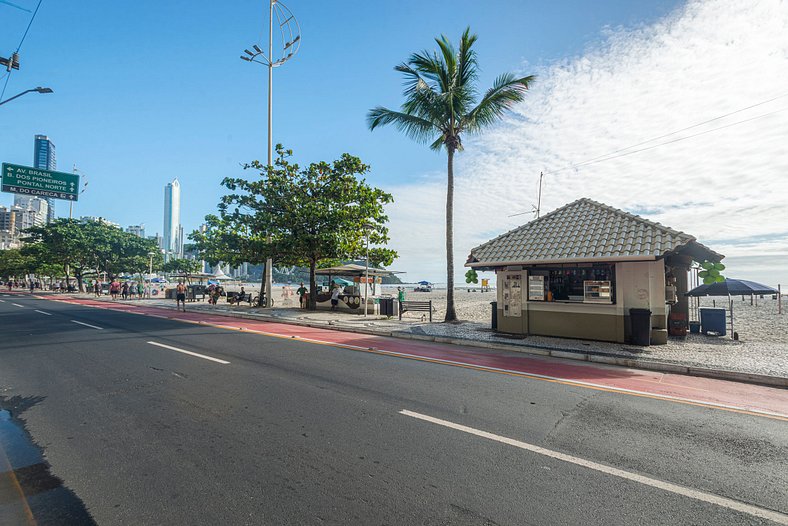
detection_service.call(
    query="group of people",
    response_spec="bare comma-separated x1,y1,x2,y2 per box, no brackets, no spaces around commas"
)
106,280,146,300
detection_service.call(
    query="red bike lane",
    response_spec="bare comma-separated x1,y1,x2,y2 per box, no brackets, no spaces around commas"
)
42,295,788,421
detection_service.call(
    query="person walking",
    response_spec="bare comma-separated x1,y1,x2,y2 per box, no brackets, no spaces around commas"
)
176,281,187,312
94,281,101,297
137,281,144,299
121,282,129,300
296,282,308,309
330,284,341,311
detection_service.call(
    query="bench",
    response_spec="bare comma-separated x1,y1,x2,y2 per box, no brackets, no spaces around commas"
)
399,300,434,322
227,292,253,305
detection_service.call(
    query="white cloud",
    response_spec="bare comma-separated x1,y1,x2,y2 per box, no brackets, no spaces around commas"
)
386,0,788,287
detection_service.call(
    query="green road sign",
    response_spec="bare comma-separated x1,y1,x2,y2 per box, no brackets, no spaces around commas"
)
1,162,80,201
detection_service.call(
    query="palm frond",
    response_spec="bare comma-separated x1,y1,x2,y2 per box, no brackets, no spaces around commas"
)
435,34,457,87
366,106,438,144
455,27,479,92
463,73,535,132
409,50,450,93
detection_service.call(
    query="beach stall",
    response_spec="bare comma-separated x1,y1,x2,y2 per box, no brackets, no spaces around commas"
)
314,264,401,313
465,198,724,345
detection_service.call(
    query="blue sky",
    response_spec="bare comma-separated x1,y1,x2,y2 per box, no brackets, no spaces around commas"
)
2,0,786,286
1,0,680,230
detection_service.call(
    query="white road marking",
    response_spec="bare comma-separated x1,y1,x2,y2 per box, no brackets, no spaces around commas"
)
11,303,25,308
400,409,788,524
71,320,103,330
0,299,4,302
146,341,229,365
34,310,52,316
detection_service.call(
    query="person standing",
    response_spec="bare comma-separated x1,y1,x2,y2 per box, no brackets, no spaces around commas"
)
296,282,308,309
110,279,120,300
176,281,187,312
94,281,101,297
121,282,129,300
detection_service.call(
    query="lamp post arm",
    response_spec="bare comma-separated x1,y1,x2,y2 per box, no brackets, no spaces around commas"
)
0,89,35,106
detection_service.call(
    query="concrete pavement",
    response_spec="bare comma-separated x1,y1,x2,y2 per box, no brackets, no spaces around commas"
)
1,292,787,525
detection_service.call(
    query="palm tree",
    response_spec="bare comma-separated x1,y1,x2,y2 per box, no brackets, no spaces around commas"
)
368,27,534,322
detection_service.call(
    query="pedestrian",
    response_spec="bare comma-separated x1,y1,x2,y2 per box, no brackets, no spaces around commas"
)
397,286,405,304
110,279,120,300
137,281,144,299
121,282,129,300
144,281,152,299
296,282,308,309
330,284,341,311
94,281,101,297
176,281,187,311
29,280,34,293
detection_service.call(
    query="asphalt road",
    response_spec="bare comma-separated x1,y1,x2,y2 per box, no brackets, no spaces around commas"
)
1,293,786,525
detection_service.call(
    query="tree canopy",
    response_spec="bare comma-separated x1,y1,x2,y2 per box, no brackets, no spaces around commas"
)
192,145,397,309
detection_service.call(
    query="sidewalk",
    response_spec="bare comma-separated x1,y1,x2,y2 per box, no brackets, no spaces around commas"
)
55,292,788,387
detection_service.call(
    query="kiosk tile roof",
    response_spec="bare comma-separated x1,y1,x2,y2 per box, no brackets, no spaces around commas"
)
467,198,723,267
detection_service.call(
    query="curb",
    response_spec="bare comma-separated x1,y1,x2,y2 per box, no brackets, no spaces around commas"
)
67,295,788,389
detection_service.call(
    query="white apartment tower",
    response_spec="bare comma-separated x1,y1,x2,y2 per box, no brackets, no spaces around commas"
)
163,179,182,261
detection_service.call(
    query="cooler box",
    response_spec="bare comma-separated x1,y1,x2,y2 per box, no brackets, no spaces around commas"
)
699,308,726,336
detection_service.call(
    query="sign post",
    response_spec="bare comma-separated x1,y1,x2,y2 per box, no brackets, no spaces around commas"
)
2,163,80,201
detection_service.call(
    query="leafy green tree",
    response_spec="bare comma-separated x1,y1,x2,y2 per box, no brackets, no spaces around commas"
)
23,219,158,287
197,145,397,310
190,211,272,306
0,248,35,281
368,28,534,321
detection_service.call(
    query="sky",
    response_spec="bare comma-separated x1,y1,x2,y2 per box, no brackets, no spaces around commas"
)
1,0,786,287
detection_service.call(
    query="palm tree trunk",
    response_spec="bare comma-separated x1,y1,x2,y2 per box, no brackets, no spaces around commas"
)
445,147,457,322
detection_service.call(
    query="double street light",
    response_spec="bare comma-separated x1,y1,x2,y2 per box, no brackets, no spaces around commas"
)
0,86,52,106
240,0,301,308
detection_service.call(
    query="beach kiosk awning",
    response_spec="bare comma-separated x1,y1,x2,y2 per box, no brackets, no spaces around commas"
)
314,264,402,278
466,198,723,269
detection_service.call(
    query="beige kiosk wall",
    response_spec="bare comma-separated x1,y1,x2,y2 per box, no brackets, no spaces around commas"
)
616,260,667,342
496,260,666,343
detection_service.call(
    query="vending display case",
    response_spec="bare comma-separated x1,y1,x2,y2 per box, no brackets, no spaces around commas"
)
583,280,612,304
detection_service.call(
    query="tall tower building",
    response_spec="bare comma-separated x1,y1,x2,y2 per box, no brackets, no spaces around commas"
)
15,135,57,222
163,179,181,261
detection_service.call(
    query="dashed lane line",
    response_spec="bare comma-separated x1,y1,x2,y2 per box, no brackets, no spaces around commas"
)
70,320,104,330
400,409,788,525
11,303,25,308
34,310,52,316
146,341,230,365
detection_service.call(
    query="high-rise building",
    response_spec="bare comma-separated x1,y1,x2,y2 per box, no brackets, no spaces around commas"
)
13,135,58,223
163,179,181,261
126,224,145,238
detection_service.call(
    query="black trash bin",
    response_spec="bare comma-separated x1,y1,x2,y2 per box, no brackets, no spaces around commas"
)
491,301,498,330
629,308,652,346
379,297,395,317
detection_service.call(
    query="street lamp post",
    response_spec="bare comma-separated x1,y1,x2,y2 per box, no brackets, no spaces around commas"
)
0,86,52,106
241,0,301,308
148,252,155,276
363,223,374,317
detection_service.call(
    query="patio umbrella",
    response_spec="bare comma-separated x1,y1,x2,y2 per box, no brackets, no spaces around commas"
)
686,278,777,297
685,278,777,338
418,280,432,285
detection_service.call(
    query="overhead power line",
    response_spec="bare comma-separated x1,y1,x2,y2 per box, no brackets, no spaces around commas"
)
0,0,44,101
544,91,788,177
